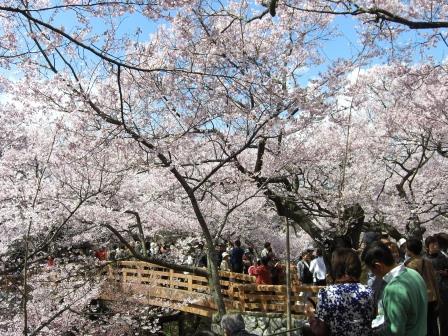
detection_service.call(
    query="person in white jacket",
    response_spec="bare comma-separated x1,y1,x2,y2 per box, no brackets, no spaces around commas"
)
309,248,327,285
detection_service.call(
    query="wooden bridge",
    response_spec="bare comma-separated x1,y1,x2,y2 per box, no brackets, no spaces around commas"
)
101,261,321,318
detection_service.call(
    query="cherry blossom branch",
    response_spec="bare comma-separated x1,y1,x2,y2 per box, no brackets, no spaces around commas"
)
230,147,327,243
15,1,150,13
123,210,147,257
29,35,227,313
29,305,71,336
101,223,208,277
284,2,448,29
1,4,243,80
214,187,265,241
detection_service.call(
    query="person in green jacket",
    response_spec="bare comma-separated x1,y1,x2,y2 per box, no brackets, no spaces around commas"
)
363,242,427,336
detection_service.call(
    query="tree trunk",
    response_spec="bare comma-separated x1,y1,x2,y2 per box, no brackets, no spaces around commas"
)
23,220,32,336
206,246,226,318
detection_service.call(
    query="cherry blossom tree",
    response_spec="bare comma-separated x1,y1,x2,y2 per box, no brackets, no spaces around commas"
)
1,1,448,334
1,0,333,321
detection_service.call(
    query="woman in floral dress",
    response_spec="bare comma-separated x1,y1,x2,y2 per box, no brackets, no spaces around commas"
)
312,248,375,336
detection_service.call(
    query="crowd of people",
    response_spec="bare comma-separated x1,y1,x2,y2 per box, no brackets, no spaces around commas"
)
43,232,448,336
210,239,327,288
212,240,290,285
302,232,448,336
202,233,447,336
183,231,448,336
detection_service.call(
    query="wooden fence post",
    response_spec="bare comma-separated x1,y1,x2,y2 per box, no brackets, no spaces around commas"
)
241,286,245,312
187,275,193,292
169,269,174,288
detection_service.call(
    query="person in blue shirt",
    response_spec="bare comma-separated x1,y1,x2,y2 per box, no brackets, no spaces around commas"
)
230,240,245,273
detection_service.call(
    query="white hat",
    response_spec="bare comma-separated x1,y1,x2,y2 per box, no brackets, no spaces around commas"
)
222,252,229,258
398,238,407,248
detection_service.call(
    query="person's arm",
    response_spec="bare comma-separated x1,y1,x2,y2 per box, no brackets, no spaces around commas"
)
315,288,328,322
297,262,304,280
309,259,316,274
440,256,448,277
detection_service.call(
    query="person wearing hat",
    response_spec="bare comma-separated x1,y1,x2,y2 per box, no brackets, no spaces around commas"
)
398,238,407,249
220,252,231,271
398,238,408,262
380,232,390,244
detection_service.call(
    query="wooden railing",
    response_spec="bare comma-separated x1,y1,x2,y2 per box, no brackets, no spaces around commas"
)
102,260,321,318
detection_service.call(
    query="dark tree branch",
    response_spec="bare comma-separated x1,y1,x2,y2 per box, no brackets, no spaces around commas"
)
254,138,266,174
124,210,147,256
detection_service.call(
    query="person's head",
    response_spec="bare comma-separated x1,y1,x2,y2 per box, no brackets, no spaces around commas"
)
221,314,245,336
425,236,440,255
362,242,396,278
362,232,380,246
222,252,229,259
304,250,312,261
315,248,323,257
331,248,361,282
234,240,241,247
406,238,423,257
264,242,271,250
436,233,448,251
385,242,400,263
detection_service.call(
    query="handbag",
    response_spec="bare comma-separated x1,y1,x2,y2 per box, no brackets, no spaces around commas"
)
302,294,330,336
302,316,330,336
309,316,330,336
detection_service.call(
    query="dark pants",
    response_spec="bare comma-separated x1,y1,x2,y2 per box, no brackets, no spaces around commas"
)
439,298,448,336
314,279,326,286
232,263,243,273
428,301,439,336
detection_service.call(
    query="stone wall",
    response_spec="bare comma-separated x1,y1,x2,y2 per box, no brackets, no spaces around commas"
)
212,312,307,336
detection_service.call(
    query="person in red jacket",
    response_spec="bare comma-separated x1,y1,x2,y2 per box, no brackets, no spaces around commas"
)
252,257,272,285
95,246,107,261
47,255,55,267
